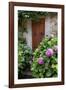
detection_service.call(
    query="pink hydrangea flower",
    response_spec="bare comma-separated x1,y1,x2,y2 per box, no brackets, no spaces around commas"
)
46,48,54,57
38,57,44,64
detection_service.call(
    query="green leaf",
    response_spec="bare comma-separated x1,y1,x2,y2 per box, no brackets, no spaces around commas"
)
45,69,52,77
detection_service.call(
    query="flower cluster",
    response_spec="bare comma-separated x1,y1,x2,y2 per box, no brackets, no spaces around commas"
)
38,57,44,64
46,48,54,57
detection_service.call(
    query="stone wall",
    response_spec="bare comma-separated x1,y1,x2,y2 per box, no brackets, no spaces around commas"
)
23,20,32,49
45,15,57,37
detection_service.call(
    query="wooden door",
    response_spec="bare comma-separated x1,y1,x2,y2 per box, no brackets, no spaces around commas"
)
32,18,45,50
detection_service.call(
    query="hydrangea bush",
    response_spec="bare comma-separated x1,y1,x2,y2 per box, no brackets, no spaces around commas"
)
31,36,58,78
18,43,32,79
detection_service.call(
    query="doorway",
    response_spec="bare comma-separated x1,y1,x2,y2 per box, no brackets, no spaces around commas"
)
32,18,45,50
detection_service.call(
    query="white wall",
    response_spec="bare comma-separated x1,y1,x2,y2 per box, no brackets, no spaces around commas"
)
0,0,66,90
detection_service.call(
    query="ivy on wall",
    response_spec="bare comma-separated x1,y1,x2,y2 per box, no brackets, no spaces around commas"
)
18,10,57,27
